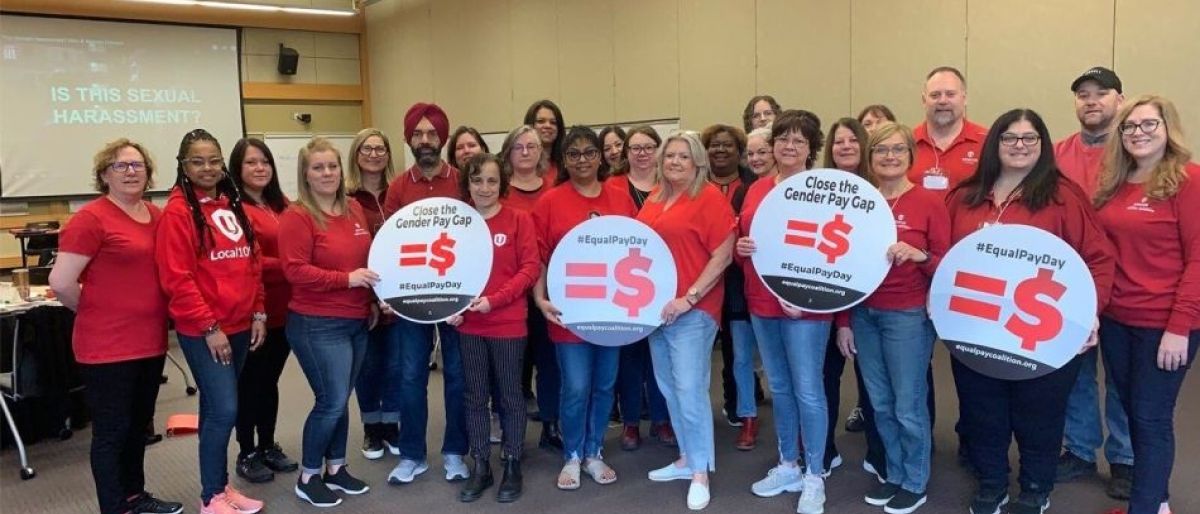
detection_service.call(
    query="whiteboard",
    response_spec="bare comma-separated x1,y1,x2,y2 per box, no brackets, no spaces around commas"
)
262,134,357,199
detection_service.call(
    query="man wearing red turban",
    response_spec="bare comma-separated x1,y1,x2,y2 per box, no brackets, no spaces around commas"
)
383,102,459,216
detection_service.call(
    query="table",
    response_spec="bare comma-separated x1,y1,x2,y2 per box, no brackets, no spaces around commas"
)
7,229,59,269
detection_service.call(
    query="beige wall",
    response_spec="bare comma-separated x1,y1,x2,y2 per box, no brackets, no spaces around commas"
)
240,28,364,134
366,0,1200,162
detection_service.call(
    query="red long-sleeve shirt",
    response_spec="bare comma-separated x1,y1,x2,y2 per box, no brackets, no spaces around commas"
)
502,173,556,213
1054,132,1106,198
532,182,639,343
865,187,951,310
1096,163,1200,334
279,200,374,319
946,177,1115,314
156,187,265,337
458,206,542,338
383,162,460,218
245,201,290,329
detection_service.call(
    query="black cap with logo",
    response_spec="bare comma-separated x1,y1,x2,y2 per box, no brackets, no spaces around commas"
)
1070,67,1122,94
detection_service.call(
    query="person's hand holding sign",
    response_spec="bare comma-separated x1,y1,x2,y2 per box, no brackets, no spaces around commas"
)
886,242,929,265
468,296,493,314
536,296,565,328
1157,331,1190,371
778,299,805,320
445,314,464,327
736,236,757,257
348,268,380,288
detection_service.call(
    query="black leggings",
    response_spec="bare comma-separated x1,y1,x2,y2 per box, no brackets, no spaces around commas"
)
235,327,290,455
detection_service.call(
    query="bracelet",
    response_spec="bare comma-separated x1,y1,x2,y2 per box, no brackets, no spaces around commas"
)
203,322,221,337
252,312,268,322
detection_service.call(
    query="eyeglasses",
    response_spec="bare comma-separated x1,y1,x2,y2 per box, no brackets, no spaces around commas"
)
514,143,540,154
109,161,146,173
1118,119,1162,136
184,157,225,169
870,145,909,157
628,144,658,155
565,148,600,162
774,136,809,149
752,110,776,120
359,145,388,156
999,133,1040,147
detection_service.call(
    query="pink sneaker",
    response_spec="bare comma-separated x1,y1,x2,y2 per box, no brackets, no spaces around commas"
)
199,494,240,514
223,485,264,514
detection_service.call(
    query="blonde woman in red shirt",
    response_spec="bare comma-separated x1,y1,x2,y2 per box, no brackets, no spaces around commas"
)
1094,95,1200,514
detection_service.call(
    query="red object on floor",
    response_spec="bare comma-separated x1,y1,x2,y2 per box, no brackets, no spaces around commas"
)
165,414,199,437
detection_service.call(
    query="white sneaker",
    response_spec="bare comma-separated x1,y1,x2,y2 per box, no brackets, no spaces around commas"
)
751,464,803,497
443,454,470,481
648,462,693,482
386,459,428,485
795,474,826,514
687,481,710,510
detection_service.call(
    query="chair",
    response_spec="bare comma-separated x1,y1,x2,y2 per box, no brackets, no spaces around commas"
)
23,221,59,268
1,313,37,480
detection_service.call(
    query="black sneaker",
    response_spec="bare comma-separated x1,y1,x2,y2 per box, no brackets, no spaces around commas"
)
884,488,927,514
845,407,865,432
1005,491,1049,514
324,466,370,495
235,452,274,483
362,423,385,460
295,475,342,508
1054,452,1096,482
262,442,299,472
864,482,901,506
969,487,1008,514
1106,463,1132,500
723,408,743,427
129,492,183,514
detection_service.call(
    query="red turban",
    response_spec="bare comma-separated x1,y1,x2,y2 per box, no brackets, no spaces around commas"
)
403,102,449,149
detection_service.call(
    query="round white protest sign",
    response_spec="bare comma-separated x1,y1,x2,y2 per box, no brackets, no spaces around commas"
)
547,216,677,346
370,198,493,324
930,224,1097,380
749,168,896,312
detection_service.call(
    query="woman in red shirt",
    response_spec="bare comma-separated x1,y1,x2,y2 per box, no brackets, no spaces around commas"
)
449,153,541,503
344,128,403,460
279,137,379,507
228,138,298,483
947,109,1114,514
639,131,735,511
532,126,637,492
156,129,266,514
449,126,490,171
50,139,181,514
524,99,566,181
1093,95,1200,514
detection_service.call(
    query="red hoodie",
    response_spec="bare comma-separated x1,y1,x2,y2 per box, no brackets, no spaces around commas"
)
156,187,265,337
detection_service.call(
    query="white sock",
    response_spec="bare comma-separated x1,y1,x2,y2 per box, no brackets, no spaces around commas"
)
1158,502,1171,514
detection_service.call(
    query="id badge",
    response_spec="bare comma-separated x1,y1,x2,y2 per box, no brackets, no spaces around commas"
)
922,168,949,190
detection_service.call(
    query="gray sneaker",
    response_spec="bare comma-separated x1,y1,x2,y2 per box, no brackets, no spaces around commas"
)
387,459,428,485
751,464,802,497
444,454,470,481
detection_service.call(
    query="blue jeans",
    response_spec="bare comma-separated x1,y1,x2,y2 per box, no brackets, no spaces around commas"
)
751,315,830,475
356,321,403,424
649,310,718,473
287,313,368,475
729,319,759,418
556,342,619,460
178,331,250,504
852,306,934,493
617,339,669,425
396,319,467,461
1063,346,1134,466
1099,317,1199,514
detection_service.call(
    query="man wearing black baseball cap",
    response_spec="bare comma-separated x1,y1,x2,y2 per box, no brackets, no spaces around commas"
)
1053,66,1133,501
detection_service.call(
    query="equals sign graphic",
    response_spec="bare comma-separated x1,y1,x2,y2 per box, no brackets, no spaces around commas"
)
784,220,818,248
947,271,1008,321
399,243,428,267
564,262,608,299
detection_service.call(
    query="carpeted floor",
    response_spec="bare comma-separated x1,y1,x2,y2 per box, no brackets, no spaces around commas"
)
1,343,1196,514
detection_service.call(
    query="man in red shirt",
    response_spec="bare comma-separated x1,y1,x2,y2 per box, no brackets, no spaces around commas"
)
909,66,987,194
383,103,461,217
1053,66,1134,499
384,102,472,486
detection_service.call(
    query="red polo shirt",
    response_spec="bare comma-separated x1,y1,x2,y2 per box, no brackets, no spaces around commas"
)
383,162,461,217
909,120,987,195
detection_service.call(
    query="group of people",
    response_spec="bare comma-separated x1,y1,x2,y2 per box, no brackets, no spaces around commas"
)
48,64,1195,514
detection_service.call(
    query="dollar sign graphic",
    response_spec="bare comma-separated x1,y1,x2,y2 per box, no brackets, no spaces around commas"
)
1004,268,1066,351
428,231,457,277
816,213,852,264
612,248,655,317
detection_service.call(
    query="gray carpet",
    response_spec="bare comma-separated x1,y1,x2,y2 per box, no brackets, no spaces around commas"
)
2,344,1196,514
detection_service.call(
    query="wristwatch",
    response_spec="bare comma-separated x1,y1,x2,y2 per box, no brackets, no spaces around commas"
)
203,322,221,337
686,287,701,306
252,312,268,322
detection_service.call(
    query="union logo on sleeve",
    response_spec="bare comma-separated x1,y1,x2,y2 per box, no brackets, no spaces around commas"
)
494,233,508,247
211,209,244,242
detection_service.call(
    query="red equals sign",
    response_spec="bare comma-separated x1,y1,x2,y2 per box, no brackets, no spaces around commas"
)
564,262,608,299
784,219,818,248
948,271,1008,321
399,243,428,267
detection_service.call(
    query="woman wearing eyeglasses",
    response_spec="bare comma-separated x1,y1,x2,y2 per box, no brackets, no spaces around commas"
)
50,139,182,514
344,129,403,460
531,126,636,491
499,125,564,451
947,109,1113,514
837,123,950,513
156,129,266,514
1093,95,1200,514
743,95,782,133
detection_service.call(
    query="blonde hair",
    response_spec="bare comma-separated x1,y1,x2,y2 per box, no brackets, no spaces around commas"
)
92,138,155,193
1095,95,1193,207
865,122,916,187
296,137,348,229
345,128,396,193
653,131,710,202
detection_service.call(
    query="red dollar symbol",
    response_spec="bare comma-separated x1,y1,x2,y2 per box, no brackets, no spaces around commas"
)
612,248,654,317
428,231,457,277
1004,268,1065,351
817,214,852,264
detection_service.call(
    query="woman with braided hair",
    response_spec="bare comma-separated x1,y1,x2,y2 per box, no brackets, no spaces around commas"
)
155,128,267,514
